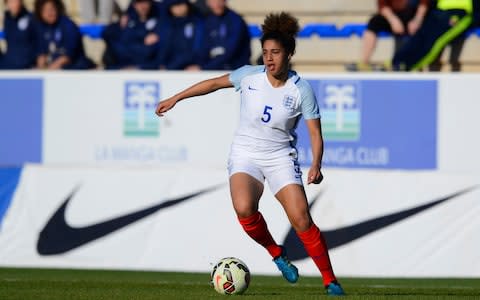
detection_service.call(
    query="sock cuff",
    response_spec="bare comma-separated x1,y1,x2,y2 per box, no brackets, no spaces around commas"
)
296,224,320,241
238,211,262,225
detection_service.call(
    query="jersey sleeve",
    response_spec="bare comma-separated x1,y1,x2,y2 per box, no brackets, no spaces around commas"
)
229,65,264,91
297,79,320,119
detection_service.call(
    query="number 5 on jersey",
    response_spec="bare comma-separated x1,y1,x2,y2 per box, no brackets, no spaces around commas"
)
261,105,273,123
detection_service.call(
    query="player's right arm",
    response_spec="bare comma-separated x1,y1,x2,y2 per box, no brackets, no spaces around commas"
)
155,74,233,116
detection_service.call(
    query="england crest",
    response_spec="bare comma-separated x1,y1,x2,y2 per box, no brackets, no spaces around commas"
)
283,95,296,112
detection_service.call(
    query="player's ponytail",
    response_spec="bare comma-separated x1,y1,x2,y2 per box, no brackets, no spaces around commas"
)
261,12,300,56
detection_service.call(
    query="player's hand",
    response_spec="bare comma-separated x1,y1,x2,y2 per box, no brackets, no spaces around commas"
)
155,97,177,117
307,166,323,185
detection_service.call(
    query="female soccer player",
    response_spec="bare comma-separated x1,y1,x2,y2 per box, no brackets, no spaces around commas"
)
155,12,345,296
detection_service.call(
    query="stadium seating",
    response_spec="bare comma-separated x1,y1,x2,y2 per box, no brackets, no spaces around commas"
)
1,0,480,71
228,0,480,72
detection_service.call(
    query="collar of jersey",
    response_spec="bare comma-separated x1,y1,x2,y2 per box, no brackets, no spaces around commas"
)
261,67,300,85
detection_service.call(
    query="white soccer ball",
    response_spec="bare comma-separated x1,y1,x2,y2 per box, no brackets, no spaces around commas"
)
211,257,250,295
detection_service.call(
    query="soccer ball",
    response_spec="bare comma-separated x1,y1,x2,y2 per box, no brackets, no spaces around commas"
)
211,257,250,295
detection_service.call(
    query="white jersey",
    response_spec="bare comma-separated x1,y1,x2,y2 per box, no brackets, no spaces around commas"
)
229,65,320,154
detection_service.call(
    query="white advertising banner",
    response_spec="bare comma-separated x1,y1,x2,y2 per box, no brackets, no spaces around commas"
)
1,165,479,277
0,71,478,172
39,72,480,173
42,72,239,166
2,71,480,277
437,75,480,172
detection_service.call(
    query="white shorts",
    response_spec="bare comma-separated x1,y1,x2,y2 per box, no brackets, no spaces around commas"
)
227,145,303,195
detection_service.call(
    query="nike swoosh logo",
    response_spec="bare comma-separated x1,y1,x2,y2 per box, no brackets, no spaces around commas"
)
282,186,477,261
37,185,222,255
248,86,259,91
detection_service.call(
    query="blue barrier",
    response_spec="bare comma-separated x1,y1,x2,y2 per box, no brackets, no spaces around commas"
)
247,24,262,38
79,23,106,39
298,23,338,38
1,23,480,40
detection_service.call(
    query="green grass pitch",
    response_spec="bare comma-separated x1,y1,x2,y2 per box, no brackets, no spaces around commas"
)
1,268,479,299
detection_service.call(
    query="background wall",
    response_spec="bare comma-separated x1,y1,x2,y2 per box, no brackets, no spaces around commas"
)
0,71,479,277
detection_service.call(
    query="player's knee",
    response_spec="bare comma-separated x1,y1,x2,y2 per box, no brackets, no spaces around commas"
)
234,202,258,219
290,214,312,232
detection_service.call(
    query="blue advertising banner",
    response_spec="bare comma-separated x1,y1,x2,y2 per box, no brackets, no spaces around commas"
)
0,79,43,165
296,79,437,170
0,167,22,228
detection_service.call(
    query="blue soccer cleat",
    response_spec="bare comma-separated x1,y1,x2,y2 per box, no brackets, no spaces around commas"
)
273,247,299,283
325,281,345,296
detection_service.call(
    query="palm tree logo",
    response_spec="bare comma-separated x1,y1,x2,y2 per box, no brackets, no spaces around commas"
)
325,85,356,130
124,82,159,137
321,83,360,141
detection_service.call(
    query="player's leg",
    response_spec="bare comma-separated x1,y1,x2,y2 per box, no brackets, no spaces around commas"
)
275,184,344,295
230,172,283,259
275,185,335,283
266,153,343,293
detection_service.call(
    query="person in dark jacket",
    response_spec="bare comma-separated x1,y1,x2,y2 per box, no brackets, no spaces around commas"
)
156,0,204,70
34,0,95,69
190,0,210,16
102,0,161,69
125,0,168,19
197,0,251,70
0,0,36,69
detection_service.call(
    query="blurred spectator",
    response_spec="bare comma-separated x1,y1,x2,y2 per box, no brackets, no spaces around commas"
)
346,0,429,71
0,0,36,69
190,0,210,16
78,0,114,24
428,0,477,71
156,0,204,70
196,0,251,70
428,31,466,71
34,0,96,69
154,0,169,17
392,0,479,71
102,0,162,69
125,0,168,20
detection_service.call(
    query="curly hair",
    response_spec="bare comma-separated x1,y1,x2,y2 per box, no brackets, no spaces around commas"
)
261,12,300,56
34,0,66,21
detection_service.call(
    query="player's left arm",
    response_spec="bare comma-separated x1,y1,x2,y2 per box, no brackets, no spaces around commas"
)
298,78,323,185
305,118,324,185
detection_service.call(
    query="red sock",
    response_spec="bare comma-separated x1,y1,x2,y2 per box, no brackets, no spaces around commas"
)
238,212,282,258
297,224,337,286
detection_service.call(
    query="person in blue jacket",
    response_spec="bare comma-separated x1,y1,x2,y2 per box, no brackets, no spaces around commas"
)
156,0,204,70
197,0,251,70
34,0,95,69
0,0,36,69
102,0,162,69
